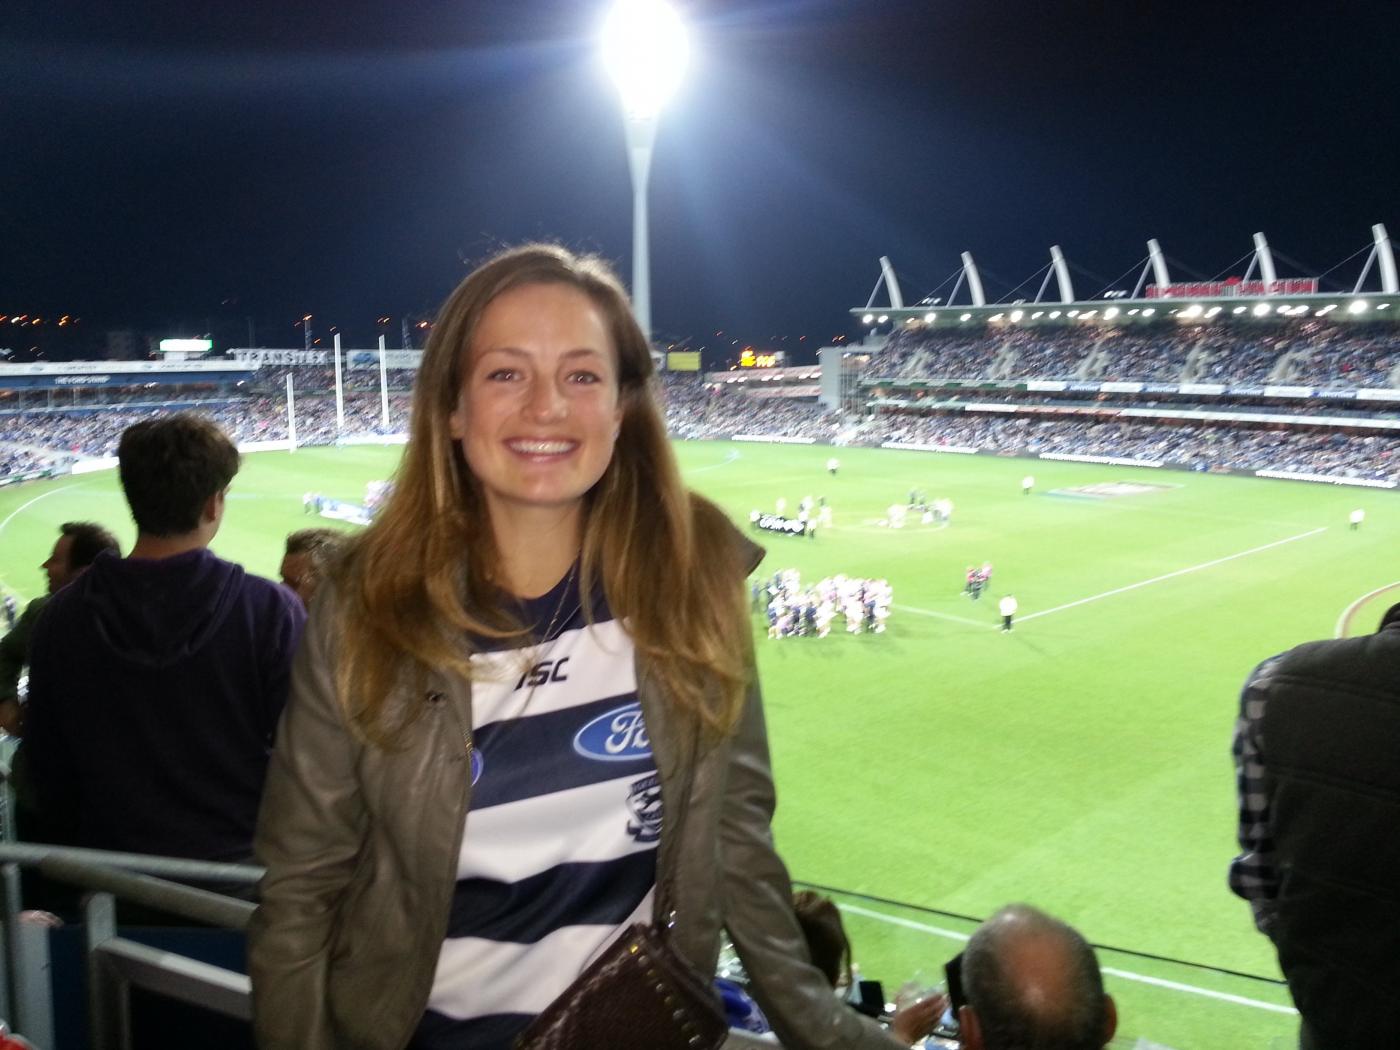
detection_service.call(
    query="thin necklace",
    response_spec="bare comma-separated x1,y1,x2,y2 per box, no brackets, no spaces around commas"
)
536,559,580,646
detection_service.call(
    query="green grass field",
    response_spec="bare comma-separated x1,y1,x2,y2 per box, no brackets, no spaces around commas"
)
4,441,1394,1048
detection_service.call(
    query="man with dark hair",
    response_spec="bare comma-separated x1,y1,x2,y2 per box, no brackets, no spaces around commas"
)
958,904,1117,1050
25,413,305,862
0,521,121,734
279,526,344,607
1229,616,1400,1048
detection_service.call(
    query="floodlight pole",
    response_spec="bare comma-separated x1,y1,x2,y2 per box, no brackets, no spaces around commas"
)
623,114,659,339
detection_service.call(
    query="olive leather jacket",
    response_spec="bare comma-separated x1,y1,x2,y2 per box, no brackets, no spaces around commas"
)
248,576,902,1050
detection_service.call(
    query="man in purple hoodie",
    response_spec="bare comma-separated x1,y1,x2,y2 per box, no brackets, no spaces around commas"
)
25,413,306,863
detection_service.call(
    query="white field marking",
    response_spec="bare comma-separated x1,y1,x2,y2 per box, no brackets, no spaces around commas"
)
1334,581,1400,638
683,449,741,474
0,482,88,600
838,903,1296,1016
891,603,990,629
1020,527,1329,624
0,483,85,536
1099,967,1297,1016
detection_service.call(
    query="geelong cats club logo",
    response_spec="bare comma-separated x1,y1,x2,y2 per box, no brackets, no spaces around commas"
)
574,703,651,761
626,773,663,843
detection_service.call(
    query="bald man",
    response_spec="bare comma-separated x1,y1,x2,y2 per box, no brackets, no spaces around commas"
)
957,904,1117,1050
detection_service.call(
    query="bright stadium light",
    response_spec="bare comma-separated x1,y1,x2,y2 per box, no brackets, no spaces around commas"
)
1049,310,1061,319
1103,306,1120,320
1253,303,1272,316
1066,309,1079,318
960,313,972,322
1010,309,1023,322
1031,311,1043,320
1348,299,1370,314
1142,308,1155,317
602,0,688,119
924,312,937,323
1233,305,1247,314
862,313,875,324
877,314,889,324
602,0,689,340
1182,304,1203,319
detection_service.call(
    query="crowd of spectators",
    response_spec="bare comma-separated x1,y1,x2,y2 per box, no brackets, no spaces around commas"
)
869,411,1399,483
660,375,839,441
863,318,1400,388
4,347,1398,486
0,394,410,464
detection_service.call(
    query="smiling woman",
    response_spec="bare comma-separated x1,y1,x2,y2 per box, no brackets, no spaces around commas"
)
247,243,914,1050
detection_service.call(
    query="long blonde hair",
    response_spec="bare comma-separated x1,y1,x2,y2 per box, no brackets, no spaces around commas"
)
335,244,751,744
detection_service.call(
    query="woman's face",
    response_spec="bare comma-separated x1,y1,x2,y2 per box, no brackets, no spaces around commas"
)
449,281,623,531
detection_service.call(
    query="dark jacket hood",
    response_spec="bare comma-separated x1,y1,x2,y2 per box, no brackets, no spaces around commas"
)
71,548,247,668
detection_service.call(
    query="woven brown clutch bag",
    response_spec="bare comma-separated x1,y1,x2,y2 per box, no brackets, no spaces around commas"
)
513,921,727,1050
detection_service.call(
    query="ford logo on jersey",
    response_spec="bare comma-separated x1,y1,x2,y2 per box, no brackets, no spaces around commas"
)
574,703,652,761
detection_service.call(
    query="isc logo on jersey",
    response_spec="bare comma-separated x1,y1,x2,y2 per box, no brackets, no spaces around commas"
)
574,702,651,761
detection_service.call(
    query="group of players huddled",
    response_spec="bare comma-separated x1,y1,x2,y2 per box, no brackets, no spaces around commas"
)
754,569,892,639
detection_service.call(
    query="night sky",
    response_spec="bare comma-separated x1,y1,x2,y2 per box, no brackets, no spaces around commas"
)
4,1,1398,364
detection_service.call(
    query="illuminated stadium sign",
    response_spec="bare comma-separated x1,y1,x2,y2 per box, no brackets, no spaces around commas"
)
1146,278,1318,299
739,349,783,368
158,338,213,354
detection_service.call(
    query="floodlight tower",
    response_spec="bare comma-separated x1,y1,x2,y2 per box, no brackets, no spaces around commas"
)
602,0,688,339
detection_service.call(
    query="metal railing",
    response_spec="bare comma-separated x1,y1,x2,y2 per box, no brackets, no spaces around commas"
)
0,842,261,1050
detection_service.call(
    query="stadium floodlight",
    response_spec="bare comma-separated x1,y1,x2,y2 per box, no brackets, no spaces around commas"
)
1010,309,1023,322
602,0,689,341
1233,305,1247,314
877,314,889,324
1066,309,1079,318
1206,306,1222,318
1127,308,1139,316
1103,307,1120,320
923,312,936,323
1253,303,1272,317
989,313,1004,322
1182,304,1203,319
1141,308,1155,317
1380,303,1392,310
960,313,972,322
1049,310,1061,319
862,313,875,324
1348,299,1370,314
